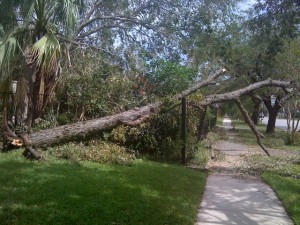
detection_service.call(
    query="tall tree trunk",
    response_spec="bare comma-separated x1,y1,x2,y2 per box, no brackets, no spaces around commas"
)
263,96,281,133
25,49,61,126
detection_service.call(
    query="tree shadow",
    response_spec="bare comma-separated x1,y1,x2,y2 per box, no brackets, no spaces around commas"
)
0,160,206,225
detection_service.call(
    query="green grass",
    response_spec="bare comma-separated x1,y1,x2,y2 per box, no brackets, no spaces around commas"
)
0,150,207,225
262,172,300,225
230,119,300,151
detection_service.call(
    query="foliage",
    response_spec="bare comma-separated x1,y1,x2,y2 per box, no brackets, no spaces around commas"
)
146,60,198,96
274,39,300,80
47,140,136,165
179,0,240,65
107,99,202,161
0,0,187,124
274,39,300,144
0,152,207,225
56,50,149,121
109,112,182,160
189,131,223,166
189,143,210,167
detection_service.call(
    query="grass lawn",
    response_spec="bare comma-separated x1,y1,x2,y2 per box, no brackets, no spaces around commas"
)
0,150,207,225
230,119,300,151
262,172,300,225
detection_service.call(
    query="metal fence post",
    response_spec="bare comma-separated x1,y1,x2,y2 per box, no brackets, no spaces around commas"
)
181,97,186,165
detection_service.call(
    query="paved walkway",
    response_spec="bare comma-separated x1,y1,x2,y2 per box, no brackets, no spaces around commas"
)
195,118,293,225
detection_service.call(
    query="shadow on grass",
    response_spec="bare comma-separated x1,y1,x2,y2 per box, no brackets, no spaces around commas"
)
0,158,206,225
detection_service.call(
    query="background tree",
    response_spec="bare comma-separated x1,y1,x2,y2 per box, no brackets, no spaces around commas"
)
0,0,85,126
0,0,184,126
274,39,300,144
244,0,300,132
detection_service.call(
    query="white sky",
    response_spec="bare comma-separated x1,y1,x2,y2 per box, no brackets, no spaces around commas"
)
238,0,257,10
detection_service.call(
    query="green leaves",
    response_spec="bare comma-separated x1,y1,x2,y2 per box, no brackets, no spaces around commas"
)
146,60,197,96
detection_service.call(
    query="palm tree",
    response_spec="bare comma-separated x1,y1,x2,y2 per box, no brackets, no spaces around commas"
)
0,0,83,126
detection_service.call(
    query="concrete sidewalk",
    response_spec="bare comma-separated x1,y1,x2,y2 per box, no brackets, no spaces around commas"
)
195,174,293,225
195,117,293,225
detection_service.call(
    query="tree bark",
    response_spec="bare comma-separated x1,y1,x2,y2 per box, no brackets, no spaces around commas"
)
234,99,270,156
201,79,292,106
263,96,281,133
28,103,160,147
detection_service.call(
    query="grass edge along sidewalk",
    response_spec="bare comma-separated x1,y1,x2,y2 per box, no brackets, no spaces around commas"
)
0,150,207,225
262,172,300,225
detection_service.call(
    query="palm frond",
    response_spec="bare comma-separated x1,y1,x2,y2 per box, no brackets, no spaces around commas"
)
0,37,17,81
31,33,61,74
21,0,36,24
54,0,85,35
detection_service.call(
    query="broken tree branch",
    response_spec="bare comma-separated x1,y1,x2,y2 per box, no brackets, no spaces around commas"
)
201,79,293,106
177,69,226,99
234,98,270,156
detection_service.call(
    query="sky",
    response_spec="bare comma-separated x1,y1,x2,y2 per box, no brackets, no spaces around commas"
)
238,0,257,11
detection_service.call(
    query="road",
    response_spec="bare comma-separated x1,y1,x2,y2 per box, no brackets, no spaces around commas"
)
261,117,300,131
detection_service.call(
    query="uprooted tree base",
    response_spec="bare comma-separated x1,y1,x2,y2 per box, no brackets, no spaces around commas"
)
2,108,44,160
1,69,296,159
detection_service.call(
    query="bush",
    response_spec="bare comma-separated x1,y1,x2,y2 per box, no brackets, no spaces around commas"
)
108,112,183,161
189,142,210,167
48,140,136,165
56,112,73,125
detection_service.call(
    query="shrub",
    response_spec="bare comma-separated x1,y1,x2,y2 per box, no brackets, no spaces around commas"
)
48,140,136,165
110,112,183,161
189,142,210,167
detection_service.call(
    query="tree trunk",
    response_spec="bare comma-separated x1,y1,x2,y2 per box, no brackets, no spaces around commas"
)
197,106,207,141
28,103,160,147
263,96,281,133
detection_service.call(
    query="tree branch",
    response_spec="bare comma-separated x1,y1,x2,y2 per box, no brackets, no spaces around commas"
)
77,24,127,39
176,68,227,99
82,0,104,24
57,34,114,56
234,98,270,156
77,16,154,35
201,79,294,106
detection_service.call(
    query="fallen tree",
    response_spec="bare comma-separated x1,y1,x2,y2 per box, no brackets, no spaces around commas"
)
2,68,296,157
27,69,227,147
